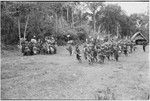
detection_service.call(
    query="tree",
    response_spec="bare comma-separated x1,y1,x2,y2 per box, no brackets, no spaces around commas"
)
96,4,127,38
86,2,104,34
129,13,149,36
7,2,34,43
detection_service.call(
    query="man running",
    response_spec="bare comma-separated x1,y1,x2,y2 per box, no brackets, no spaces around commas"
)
143,42,147,52
75,45,82,63
113,46,119,61
123,44,128,56
129,43,133,53
66,44,73,56
83,44,88,60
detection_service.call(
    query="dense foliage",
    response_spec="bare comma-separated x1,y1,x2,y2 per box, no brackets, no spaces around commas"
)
1,1,149,45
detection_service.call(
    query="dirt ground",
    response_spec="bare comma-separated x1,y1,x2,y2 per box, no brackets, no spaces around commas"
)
1,45,150,100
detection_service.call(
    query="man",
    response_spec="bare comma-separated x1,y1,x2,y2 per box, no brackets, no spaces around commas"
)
83,44,88,60
113,46,119,61
129,43,133,53
105,46,111,60
37,39,43,54
33,45,38,55
93,45,98,62
50,36,55,45
110,45,115,59
31,36,37,44
66,44,73,56
143,42,147,52
46,36,51,44
75,45,82,63
24,46,30,56
28,42,34,55
123,44,128,56
99,50,105,63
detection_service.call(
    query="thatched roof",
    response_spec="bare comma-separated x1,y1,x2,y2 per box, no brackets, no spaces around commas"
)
131,32,148,41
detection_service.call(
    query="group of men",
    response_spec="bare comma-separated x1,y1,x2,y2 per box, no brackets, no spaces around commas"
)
21,36,56,56
67,37,138,64
21,36,38,56
84,39,136,64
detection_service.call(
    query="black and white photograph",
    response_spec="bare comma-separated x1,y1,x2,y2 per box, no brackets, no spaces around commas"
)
1,0,149,100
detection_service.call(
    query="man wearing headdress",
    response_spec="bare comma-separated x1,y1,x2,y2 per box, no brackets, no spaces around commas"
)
31,36,37,44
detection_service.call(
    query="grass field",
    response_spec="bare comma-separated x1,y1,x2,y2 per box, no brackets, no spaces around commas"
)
1,45,150,100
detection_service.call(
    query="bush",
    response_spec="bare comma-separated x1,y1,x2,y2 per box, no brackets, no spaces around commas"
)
1,44,19,51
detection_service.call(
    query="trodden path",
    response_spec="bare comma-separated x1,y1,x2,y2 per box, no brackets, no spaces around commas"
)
1,45,150,100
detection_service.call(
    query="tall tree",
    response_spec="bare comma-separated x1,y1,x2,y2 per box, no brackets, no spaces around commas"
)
96,4,125,37
86,2,104,35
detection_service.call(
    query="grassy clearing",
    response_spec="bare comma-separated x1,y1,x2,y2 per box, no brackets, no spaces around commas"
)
1,45,149,99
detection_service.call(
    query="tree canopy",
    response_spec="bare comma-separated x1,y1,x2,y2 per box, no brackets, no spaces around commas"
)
1,1,149,45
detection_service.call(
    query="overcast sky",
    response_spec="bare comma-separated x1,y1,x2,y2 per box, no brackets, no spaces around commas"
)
105,2,149,16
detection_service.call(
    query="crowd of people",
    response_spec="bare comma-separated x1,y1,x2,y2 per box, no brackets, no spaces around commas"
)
21,35,148,65
67,37,142,64
21,36,57,56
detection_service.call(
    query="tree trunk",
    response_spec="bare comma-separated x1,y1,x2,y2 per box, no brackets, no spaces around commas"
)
55,14,58,33
61,16,63,28
67,6,70,25
18,17,21,46
117,23,120,39
67,6,69,23
61,7,64,28
60,7,63,28
93,11,96,34
23,15,29,40
60,18,62,28
71,8,73,28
